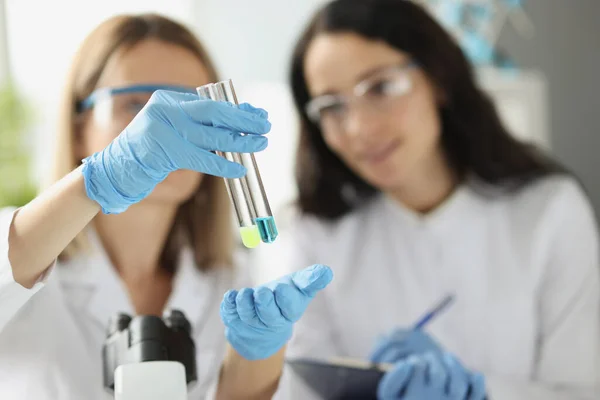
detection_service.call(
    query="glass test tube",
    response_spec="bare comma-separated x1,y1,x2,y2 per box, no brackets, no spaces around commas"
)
197,80,278,246
196,84,261,248
213,80,278,244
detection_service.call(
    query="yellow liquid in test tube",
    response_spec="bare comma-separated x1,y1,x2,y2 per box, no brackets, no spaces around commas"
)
239,225,261,248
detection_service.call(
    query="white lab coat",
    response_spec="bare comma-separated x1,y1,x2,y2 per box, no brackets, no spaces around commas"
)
267,175,600,399
0,208,250,400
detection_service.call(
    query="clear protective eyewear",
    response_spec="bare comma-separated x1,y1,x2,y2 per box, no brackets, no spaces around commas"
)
305,61,418,129
77,84,196,129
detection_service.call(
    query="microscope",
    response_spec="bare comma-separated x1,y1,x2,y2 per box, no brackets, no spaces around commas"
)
103,309,197,400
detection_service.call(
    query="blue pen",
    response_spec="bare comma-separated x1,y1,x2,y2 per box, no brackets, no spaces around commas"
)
412,294,455,330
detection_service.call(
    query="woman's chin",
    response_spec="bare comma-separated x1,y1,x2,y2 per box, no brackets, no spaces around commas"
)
359,163,408,193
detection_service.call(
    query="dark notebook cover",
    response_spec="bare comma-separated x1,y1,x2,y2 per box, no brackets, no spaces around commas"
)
286,357,392,400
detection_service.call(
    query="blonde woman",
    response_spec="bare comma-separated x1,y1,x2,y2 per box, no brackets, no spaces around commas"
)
0,14,332,399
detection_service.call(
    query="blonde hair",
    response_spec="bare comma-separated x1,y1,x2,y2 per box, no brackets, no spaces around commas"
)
47,13,234,272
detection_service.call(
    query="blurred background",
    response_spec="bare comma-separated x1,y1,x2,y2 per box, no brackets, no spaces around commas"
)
0,0,599,218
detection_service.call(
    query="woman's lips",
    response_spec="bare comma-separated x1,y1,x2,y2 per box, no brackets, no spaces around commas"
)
360,139,401,165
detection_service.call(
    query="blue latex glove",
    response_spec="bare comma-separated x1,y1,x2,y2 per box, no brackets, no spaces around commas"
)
369,329,444,364
81,90,271,214
220,264,334,360
378,352,487,400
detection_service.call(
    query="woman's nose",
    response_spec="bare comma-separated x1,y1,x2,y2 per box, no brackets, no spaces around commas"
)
343,103,383,142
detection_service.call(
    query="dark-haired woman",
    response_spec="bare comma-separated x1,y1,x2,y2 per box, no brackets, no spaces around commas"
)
275,0,600,398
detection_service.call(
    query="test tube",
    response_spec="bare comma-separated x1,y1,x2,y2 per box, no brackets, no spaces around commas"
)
197,80,278,246
213,80,278,244
196,84,261,248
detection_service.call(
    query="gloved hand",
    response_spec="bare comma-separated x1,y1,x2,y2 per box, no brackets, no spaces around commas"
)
369,329,444,364
220,264,334,360
81,90,271,214
377,352,487,400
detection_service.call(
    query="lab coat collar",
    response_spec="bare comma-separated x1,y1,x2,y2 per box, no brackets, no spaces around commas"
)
58,227,218,333
381,180,476,234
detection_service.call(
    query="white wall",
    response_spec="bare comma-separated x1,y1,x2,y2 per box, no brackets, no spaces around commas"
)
0,0,9,84
190,0,327,83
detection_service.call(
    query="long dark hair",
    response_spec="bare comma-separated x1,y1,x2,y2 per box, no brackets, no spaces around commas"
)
291,0,567,220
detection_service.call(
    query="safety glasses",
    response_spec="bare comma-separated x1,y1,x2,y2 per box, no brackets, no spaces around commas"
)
305,62,418,131
77,84,197,128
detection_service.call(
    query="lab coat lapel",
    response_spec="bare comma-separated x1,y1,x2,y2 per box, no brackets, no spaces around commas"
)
381,181,475,235
166,249,219,334
84,229,135,328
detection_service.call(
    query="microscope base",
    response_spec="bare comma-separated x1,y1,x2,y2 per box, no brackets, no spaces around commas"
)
114,361,187,400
